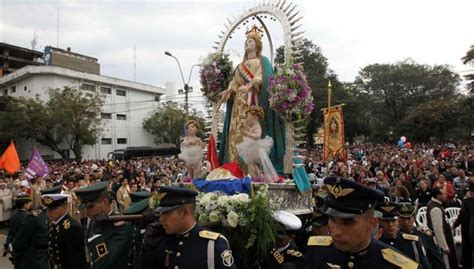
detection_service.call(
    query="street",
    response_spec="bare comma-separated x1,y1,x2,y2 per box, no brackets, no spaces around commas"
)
0,227,12,269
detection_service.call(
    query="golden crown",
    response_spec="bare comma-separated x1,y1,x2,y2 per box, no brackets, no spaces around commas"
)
246,25,263,41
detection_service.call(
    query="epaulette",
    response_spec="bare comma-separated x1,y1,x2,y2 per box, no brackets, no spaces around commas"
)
199,230,220,240
381,248,418,269
402,233,419,241
307,236,332,246
63,219,71,230
286,249,303,257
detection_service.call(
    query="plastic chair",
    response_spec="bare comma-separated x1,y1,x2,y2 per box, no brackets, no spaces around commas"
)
445,207,462,244
416,210,428,228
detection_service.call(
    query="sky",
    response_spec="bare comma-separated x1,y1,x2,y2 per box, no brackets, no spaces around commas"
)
1,0,473,109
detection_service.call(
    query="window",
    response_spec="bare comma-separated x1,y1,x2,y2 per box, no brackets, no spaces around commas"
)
101,87,111,94
11,86,16,93
82,84,95,92
116,89,126,96
154,94,160,102
3,89,7,96
101,138,112,145
100,113,112,119
24,86,27,91
117,138,127,144
117,114,127,120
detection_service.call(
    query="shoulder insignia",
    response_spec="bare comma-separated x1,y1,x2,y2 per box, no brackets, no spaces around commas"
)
63,219,71,230
326,262,342,268
95,243,109,259
31,209,42,217
199,230,220,240
381,248,418,269
307,236,333,246
326,185,354,198
402,233,418,241
271,248,284,264
286,249,303,257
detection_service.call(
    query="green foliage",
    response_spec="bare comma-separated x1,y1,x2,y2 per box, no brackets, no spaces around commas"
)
143,101,205,145
462,45,474,93
0,87,103,160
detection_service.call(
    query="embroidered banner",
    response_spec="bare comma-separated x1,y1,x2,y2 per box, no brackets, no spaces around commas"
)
323,106,346,162
25,149,50,180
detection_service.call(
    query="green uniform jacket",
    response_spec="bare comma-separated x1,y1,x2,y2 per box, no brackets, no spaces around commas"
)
12,210,50,269
86,212,132,269
5,209,29,248
414,227,446,269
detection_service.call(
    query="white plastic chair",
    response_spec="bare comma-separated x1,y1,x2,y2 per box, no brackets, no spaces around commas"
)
416,210,428,228
445,207,462,244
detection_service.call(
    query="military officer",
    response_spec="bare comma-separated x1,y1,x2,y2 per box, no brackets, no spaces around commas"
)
264,210,304,269
398,202,446,269
123,191,153,269
151,186,236,269
4,195,33,258
42,193,87,269
75,181,132,269
12,186,62,269
304,176,418,269
377,201,431,269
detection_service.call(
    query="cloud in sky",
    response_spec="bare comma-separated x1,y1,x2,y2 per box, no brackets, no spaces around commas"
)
1,0,473,106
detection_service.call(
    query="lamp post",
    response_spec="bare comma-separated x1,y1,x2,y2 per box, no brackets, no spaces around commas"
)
164,51,200,122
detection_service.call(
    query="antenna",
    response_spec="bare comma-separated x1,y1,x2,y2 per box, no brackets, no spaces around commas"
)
56,7,60,47
31,32,38,50
133,44,136,82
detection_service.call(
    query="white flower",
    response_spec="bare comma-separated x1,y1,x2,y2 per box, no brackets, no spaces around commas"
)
227,211,239,228
217,195,230,207
209,210,220,222
235,193,250,203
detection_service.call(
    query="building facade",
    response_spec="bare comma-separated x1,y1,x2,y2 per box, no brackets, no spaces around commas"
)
0,65,165,160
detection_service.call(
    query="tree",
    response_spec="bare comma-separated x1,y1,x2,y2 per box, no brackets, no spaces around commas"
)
352,59,460,141
143,101,206,145
0,87,103,160
462,45,474,93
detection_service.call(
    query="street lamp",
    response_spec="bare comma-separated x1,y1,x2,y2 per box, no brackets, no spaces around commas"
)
164,51,200,122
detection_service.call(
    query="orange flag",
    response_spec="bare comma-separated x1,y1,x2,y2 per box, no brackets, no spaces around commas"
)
0,141,21,174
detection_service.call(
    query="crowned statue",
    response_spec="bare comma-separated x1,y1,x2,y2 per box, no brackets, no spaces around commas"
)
218,26,285,176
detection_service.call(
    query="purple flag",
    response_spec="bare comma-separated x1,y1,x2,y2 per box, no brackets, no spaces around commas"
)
25,149,50,180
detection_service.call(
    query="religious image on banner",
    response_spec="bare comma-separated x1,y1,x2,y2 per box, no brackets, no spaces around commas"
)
323,106,345,161
24,149,50,180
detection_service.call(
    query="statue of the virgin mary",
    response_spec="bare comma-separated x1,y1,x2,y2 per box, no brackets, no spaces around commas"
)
218,26,285,175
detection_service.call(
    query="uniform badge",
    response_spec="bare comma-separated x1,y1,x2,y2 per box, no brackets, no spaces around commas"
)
95,243,109,259
326,262,342,268
380,206,395,213
271,249,284,264
381,248,418,269
43,196,54,205
63,219,71,230
326,185,354,198
307,236,333,246
221,250,234,267
164,250,172,267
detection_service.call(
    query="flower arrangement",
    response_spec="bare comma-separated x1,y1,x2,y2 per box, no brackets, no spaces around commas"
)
196,184,276,267
268,63,315,121
199,53,233,103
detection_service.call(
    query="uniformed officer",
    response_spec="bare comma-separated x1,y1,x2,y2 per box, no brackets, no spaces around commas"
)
377,201,431,269
12,186,61,269
3,195,33,262
123,191,153,269
151,186,236,269
42,193,87,269
74,181,132,269
264,210,304,269
310,196,329,236
304,176,418,269
398,202,446,269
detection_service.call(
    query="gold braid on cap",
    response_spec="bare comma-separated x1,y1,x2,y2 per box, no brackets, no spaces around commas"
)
185,120,200,129
246,106,264,119
246,25,263,42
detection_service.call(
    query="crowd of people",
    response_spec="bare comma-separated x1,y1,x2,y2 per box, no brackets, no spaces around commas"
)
0,142,472,268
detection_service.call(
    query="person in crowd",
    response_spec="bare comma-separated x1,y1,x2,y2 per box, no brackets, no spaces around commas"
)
304,176,417,268
426,188,458,269
453,169,469,199
75,181,132,269
0,179,13,226
376,201,430,269
116,177,131,213
398,202,446,269
42,193,86,269
432,175,456,206
150,186,236,269
453,180,474,269
3,195,32,261
415,179,432,207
